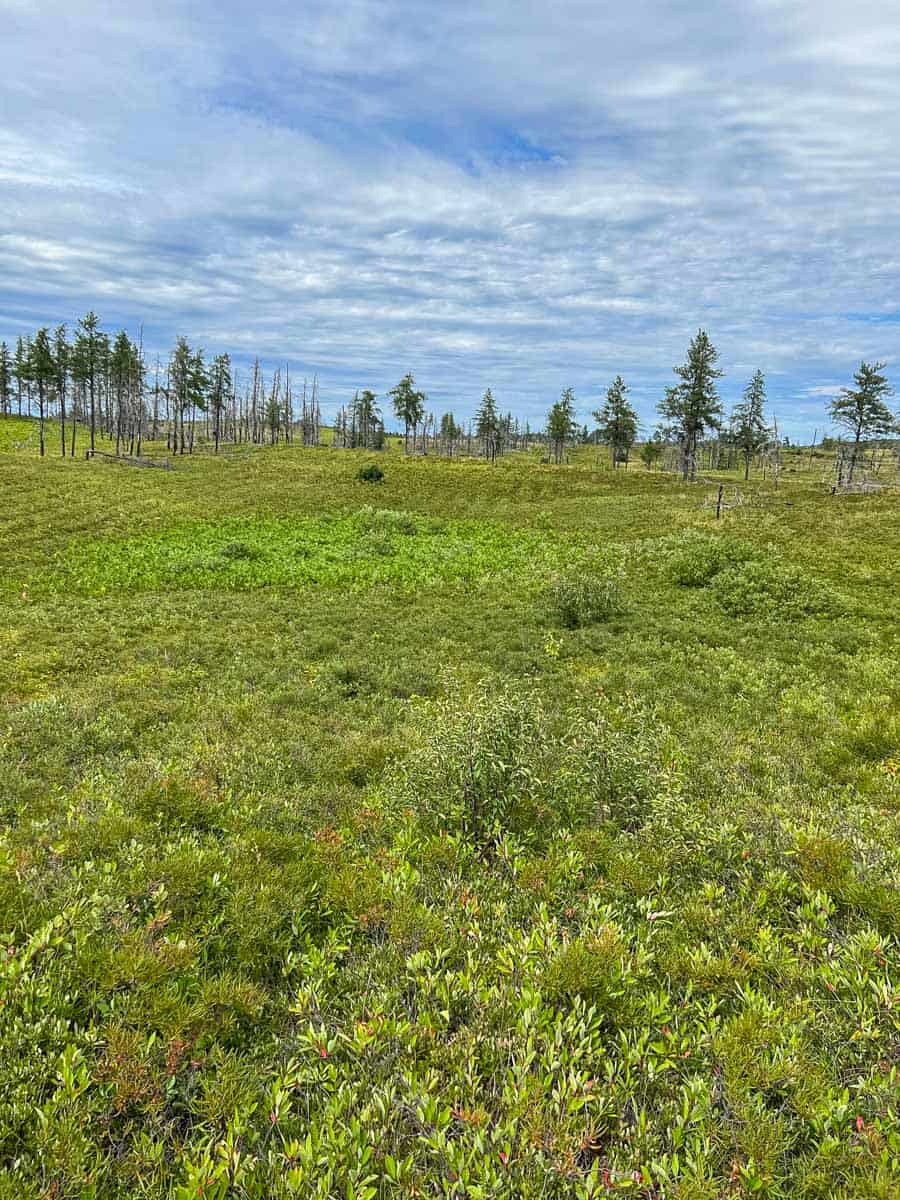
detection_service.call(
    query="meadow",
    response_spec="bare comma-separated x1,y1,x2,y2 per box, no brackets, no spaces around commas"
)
0,416,897,1198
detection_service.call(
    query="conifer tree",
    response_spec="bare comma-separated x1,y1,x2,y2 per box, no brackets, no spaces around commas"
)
54,325,69,456
658,330,724,480
353,389,380,449
475,388,500,461
28,328,55,457
389,373,425,454
0,342,10,416
209,353,232,453
829,361,895,481
730,369,769,480
73,312,103,453
15,335,31,419
547,387,576,464
593,375,638,468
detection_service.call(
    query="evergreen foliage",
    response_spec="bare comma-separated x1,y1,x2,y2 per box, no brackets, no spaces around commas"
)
593,375,638,467
829,361,896,481
659,330,724,479
731,369,770,479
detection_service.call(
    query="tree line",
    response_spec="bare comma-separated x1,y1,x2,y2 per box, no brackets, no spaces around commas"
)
2,319,896,481
0,314,321,457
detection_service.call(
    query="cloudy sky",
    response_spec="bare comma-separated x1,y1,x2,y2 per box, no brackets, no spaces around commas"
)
2,0,899,436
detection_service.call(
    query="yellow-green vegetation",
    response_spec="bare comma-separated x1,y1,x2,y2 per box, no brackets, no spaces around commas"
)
0,414,898,1199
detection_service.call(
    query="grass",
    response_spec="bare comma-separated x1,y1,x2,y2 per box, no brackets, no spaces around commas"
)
0,414,898,1198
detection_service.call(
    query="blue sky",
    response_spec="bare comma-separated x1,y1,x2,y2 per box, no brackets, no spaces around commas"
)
1,0,899,438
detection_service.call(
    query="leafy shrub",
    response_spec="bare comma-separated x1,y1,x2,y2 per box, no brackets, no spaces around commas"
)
356,463,384,483
550,568,625,628
394,684,543,845
324,658,378,698
543,925,630,1007
355,505,419,536
710,559,837,617
663,529,753,587
218,540,260,561
564,698,673,829
392,684,667,845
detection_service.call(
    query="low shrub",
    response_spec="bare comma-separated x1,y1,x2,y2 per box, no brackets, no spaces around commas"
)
395,683,543,845
710,559,838,617
391,683,667,845
356,463,384,483
543,924,630,1007
355,505,419,536
663,529,753,587
550,568,625,628
218,540,260,561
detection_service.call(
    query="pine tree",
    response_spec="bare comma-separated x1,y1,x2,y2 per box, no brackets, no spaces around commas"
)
659,330,724,480
593,375,638,468
547,387,576,464
0,342,10,416
731,369,770,480
73,312,103,453
28,328,55,457
829,361,895,481
209,353,232,453
389,373,425,454
15,335,31,419
475,388,499,462
54,325,69,457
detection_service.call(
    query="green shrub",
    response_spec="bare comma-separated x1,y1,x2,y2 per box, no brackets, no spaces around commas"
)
664,529,753,587
392,684,666,845
395,684,543,845
218,540,260,561
356,463,384,483
710,559,837,617
355,505,419,536
543,925,630,1008
550,568,625,628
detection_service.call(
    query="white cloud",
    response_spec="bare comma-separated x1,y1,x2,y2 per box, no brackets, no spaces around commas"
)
1,0,899,435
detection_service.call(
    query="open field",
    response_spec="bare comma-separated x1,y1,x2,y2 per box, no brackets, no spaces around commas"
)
0,416,898,1198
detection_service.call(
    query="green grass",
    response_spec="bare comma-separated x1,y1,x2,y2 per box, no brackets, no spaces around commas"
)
0,417,898,1198
39,509,569,596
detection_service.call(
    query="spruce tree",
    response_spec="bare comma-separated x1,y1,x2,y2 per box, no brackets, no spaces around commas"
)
28,328,55,457
731,369,770,480
547,388,576,464
659,330,724,480
0,342,10,416
829,361,895,481
54,325,69,457
475,388,499,461
15,335,31,418
593,375,638,468
356,389,380,449
73,312,102,453
389,373,425,454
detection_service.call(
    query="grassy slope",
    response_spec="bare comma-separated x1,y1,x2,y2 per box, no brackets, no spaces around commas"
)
0,417,898,1198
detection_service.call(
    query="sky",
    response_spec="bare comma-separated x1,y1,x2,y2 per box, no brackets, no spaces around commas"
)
2,0,899,438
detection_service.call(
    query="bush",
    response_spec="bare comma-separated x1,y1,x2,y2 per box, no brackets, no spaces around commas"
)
543,925,630,1008
550,569,625,628
663,529,752,587
356,463,384,483
394,684,543,845
355,506,419,536
391,684,667,845
710,559,837,617
218,540,260,561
